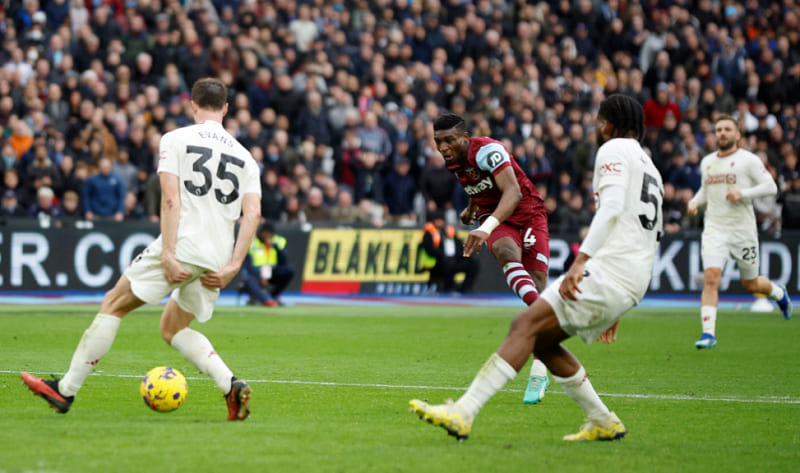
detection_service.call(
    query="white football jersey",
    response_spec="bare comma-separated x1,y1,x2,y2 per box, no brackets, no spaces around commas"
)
692,148,776,231
157,120,261,271
591,138,664,299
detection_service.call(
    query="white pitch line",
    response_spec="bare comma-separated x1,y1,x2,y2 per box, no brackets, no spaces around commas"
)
6,370,799,405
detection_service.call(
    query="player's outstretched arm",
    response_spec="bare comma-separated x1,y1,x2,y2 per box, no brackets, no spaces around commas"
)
200,192,261,289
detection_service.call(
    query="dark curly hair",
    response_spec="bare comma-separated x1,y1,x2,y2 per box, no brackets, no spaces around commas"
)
598,94,645,142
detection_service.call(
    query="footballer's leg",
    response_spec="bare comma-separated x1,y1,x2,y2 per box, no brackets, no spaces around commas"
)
535,335,625,441
162,298,251,420
741,276,793,320
696,267,722,349
23,276,143,412
410,298,558,440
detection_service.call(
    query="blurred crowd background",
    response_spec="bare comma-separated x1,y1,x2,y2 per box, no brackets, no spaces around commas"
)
1,0,799,234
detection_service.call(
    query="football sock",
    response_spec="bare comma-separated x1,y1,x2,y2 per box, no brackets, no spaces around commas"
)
768,282,785,301
529,357,547,377
701,305,717,336
553,365,609,420
171,328,233,394
503,261,539,305
60,313,122,396
457,353,517,419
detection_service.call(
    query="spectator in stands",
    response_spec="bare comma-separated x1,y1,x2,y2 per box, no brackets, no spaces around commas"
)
331,188,368,225
383,156,417,226
59,189,82,221
352,150,384,205
419,154,457,216
26,143,62,197
780,172,800,230
0,189,27,219
28,186,62,221
301,186,332,223
644,82,681,130
3,168,31,209
0,0,798,236
82,156,125,221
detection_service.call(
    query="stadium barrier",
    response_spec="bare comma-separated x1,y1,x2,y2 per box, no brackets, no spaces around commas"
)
0,220,797,295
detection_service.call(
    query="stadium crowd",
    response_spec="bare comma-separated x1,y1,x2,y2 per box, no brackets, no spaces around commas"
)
1,0,799,233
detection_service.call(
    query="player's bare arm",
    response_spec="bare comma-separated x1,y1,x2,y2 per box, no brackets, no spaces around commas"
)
559,252,588,301
463,167,521,257
460,198,478,225
159,172,192,284
201,192,261,289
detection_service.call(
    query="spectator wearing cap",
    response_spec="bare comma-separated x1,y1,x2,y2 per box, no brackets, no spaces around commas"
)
383,156,417,226
1,189,27,219
644,82,682,130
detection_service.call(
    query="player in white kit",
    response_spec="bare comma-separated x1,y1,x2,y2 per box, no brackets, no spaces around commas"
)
22,78,262,420
410,94,663,441
688,114,792,349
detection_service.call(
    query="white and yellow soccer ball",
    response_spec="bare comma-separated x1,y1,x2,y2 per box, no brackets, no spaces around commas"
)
140,366,188,413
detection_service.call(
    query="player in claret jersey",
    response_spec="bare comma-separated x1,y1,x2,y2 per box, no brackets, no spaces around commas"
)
410,94,663,442
431,113,551,404
688,114,792,349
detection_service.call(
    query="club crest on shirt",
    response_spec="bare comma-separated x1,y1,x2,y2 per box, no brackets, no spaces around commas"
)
466,167,481,180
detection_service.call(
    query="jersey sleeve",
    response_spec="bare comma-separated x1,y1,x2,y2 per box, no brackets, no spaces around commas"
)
241,156,262,197
157,131,180,176
593,142,629,191
740,154,777,199
475,142,511,174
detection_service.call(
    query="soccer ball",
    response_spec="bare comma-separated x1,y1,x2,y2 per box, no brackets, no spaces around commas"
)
140,366,188,413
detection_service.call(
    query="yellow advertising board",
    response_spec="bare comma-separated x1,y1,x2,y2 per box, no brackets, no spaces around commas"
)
302,229,431,283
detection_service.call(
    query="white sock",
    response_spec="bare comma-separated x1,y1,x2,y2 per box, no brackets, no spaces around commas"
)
529,357,547,377
171,328,233,394
553,365,609,420
59,313,122,396
457,353,517,419
768,282,785,301
701,306,717,336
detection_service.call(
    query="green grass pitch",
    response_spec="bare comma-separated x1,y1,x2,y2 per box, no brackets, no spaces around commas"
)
1,304,798,473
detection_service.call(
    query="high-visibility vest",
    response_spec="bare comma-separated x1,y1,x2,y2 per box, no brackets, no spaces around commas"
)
249,234,287,266
419,223,455,269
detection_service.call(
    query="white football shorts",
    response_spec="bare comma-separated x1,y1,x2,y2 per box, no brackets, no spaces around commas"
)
125,244,219,323
701,227,759,280
541,262,639,344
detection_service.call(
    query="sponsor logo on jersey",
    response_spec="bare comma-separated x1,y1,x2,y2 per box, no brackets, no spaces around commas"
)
706,174,737,185
600,161,623,175
486,151,504,168
464,176,494,195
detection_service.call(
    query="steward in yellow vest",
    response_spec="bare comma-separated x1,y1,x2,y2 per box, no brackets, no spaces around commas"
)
419,211,479,293
239,221,295,306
